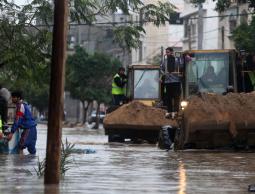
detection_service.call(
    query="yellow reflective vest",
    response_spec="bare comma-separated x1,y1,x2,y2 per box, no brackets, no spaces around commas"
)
248,71,255,90
0,115,2,133
112,74,125,95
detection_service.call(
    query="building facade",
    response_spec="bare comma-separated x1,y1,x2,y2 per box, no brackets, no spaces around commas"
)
181,0,219,50
131,0,184,65
68,13,132,67
218,0,250,50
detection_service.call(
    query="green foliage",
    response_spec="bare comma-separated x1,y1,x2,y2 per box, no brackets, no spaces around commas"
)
212,0,231,12
34,157,46,177
249,0,255,9
70,0,99,24
191,0,255,12
66,46,121,104
68,0,176,50
142,2,176,26
113,26,145,51
189,0,254,53
190,0,206,5
34,139,75,178
0,0,175,111
0,0,52,111
232,16,255,52
61,139,75,175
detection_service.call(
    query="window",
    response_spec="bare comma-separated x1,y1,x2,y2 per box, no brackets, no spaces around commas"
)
134,70,160,99
186,52,230,95
191,23,196,36
240,10,248,24
184,20,189,38
229,14,237,33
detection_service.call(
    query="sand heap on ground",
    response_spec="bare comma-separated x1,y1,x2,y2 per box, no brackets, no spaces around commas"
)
184,92,255,137
103,101,177,130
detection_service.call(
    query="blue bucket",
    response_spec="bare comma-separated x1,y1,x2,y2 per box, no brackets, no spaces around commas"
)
0,130,20,154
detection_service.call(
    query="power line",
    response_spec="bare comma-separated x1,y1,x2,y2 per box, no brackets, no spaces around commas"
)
131,40,183,64
4,11,252,29
67,12,254,26
67,12,255,26
142,30,184,38
188,12,254,20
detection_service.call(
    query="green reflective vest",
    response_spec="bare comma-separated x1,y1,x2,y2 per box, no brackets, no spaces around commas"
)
248,71,255,90
0,115,2,133
112,74,125,95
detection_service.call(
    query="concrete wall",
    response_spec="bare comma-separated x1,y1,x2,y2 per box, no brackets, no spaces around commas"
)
131,0,184,65
181,0,219,50
68,13,132,67
218,2,250,49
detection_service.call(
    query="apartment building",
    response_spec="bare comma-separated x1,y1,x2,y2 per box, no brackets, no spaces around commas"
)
68,13,132,67
218,0,251,49
181,0,219,50
131,0,184,65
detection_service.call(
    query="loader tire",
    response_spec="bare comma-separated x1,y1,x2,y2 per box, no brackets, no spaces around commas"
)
158,127,172,150
108,134,124,143
174,117,185,150
174,125,186,151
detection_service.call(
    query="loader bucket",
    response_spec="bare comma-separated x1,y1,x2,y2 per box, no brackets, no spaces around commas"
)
104,101,178,143
175,92,255,149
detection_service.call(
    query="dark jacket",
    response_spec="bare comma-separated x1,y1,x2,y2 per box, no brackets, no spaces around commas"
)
114,74,127,88
161,55,180,83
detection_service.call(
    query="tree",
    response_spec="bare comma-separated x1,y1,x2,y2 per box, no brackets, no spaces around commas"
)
209,0,255,52
191,0,254,12
0,0,176,111
0,0,176,54
66,46,121,125
190,0,255,52
0,0,52,111
232,16,255,52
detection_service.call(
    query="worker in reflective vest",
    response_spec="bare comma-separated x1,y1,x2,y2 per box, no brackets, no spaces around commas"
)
248,71,255,90
112,67,127,105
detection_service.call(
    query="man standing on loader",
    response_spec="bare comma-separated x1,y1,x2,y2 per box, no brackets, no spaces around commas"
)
112,67,127,105
161,47,182,119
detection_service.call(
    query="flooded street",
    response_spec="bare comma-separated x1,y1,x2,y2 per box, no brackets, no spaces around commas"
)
0,124,254,194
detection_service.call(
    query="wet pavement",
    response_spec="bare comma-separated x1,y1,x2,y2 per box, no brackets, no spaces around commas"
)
0,124,255,194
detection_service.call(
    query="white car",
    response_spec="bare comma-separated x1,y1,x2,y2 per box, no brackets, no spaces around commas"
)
88,110,106,124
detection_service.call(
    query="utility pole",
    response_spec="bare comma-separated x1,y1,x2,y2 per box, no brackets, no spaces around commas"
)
188,24,191,50
139,10,143,62
221,26,225,49
197,3,203,49
87,25,91,52
44,0,69,185
160,46,164,63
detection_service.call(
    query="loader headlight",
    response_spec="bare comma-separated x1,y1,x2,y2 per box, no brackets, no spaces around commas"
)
180,101,188,110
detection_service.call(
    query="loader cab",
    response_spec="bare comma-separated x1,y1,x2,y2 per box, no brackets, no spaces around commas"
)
183,50,237,98
127,65,160,106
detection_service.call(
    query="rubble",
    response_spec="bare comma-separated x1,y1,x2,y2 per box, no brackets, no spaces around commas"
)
103,101,177,130
184,92,255,137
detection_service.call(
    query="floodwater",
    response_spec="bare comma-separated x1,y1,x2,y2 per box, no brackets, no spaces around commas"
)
0,124,254,194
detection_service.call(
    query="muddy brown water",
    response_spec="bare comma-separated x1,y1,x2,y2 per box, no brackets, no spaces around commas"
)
0,124,254,194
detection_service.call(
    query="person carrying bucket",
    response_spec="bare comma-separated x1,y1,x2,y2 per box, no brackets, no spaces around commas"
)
7,91,37,154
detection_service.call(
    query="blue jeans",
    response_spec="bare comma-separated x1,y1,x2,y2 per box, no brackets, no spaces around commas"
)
112,95,125,105
20,126,37,154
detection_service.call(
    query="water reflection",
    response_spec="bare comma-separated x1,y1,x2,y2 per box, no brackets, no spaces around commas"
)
178,161,186,194
44,185,59,194
0,125,254,194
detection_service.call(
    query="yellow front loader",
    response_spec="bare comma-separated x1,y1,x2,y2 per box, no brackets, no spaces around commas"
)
172,49,255,150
